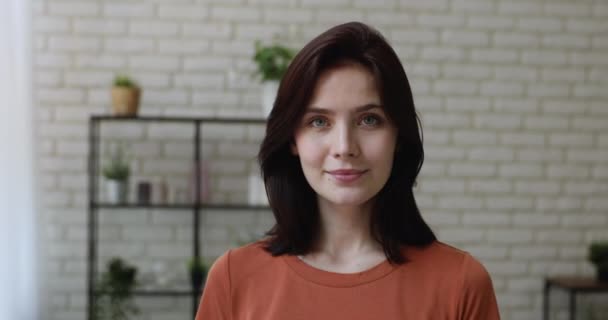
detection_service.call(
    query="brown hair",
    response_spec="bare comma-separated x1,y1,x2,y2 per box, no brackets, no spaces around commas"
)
258,21,435,264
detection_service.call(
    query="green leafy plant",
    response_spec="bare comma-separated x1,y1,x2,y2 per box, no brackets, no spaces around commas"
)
113,75,138,88
253,40,295,82
102,146,130,181
94,257,139,320
589,242,608,264
589,242,608,282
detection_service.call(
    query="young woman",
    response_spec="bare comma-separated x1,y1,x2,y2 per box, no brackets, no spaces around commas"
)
196,22,500,319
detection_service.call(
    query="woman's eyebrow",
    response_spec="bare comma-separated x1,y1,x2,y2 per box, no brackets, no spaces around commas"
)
304,103,383,115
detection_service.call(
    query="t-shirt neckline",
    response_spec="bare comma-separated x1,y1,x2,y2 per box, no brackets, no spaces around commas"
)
282,252,398,288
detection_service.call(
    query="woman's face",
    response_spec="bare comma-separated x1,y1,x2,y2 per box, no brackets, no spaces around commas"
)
291,62,398,208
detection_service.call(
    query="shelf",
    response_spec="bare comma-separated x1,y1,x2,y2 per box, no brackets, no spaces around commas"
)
91,114,266,124
87,115,264,320
92,202,271,210
95,289,203,297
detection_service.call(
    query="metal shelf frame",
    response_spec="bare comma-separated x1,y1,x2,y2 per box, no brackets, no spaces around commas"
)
87,115,267,320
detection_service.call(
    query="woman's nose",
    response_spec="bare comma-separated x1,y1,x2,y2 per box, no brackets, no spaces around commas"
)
331,123,360,159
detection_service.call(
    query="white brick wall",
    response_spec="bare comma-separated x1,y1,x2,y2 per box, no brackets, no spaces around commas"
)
33,0,608,319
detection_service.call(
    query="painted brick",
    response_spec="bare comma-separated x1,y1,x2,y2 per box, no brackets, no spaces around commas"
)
488,229,533,244
493,98,539,114
549,133,594,147
158,5,208,19
448,163,496,177
35,17,70,33
513,213,559,226
544,3,591,17
263,9,313,23
527,83,571,98
73,19,127,35
445,97,491,112
49,36,101,52
182,23,232,39
35,53,71,68
542,34,589,49
174,74,224,89
102,3,155,18
442,64,491,79
211,7,262,22
420,47,466,62
536,197,582,212
300,0,350,7
487,195,536,210
497,2,543,15
493,32,538,48
473,114,521,129
462,212,509,226
471,49,518,64
49,2,99,16
140,89,189,105
392,29,439,45
130,21,179,36
158,40,210,54
65,71,113,87
441,30,489,47
236,24,285,40
468,147,515,162
469,179,512,193
104,38,155,53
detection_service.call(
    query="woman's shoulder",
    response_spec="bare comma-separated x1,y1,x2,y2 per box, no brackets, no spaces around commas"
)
404,241,489,275
208,239,279,279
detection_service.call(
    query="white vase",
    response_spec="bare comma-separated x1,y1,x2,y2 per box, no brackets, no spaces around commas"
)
262,80,279,117
106,179,128,204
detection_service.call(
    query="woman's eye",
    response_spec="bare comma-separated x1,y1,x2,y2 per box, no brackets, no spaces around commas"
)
310,118,328,127
361,115,380,126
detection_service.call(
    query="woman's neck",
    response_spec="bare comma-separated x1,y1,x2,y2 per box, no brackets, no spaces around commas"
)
309,198,382,262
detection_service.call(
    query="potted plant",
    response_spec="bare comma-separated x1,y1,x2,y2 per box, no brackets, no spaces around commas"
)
102,145,130,204
94,257,139,320
589,242,608,282
111,75,141,117
252,40,295,117
188,257,209,292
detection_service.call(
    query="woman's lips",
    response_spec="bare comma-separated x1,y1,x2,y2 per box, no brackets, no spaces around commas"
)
327,169,367,183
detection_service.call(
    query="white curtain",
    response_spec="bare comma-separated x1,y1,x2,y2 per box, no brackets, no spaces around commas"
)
0,0,40,319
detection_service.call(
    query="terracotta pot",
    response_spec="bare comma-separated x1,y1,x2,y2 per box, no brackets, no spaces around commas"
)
111,87,141,116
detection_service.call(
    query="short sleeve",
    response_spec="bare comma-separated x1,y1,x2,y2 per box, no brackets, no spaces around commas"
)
456,254,501,320
195,250,232,320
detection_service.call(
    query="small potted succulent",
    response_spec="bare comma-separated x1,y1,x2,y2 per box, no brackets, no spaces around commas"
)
589,242,608,282
188,257,209,293
252,40,295,117
102,145,130,204
111,75,141,117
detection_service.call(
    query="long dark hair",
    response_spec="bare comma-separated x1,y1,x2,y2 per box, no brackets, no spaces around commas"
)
257,21,436,264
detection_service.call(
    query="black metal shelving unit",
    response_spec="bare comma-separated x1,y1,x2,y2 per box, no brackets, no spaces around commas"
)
87,115,268,320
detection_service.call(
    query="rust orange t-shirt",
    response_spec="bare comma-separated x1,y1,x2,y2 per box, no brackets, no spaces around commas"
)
196,240,500,320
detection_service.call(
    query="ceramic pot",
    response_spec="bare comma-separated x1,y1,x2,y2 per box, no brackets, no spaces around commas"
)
111,87,140,116
106,179,128,204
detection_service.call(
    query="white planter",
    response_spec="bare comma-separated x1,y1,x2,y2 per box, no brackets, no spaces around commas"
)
106,179,128,204
262,80,279,117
